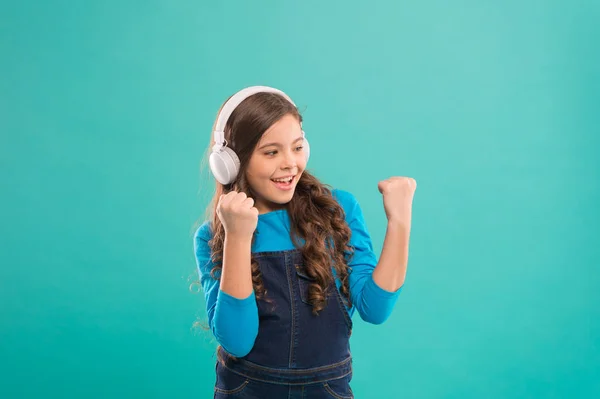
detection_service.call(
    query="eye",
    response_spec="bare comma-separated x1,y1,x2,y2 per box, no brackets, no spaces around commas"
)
264,150,277,156
295,146,304,151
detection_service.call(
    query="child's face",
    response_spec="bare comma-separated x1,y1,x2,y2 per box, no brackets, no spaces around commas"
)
245,114,307,214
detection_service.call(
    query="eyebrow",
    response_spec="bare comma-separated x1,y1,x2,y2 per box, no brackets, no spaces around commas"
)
257,136,304,150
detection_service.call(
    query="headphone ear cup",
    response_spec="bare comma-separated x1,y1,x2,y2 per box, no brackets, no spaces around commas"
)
209,146,240,185
302,132,310,163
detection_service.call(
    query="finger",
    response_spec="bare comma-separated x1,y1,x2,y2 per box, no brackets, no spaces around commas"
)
378,180,388,193
217,194,226,207
231,192,247,206
219,192,234,207
242,197,255,208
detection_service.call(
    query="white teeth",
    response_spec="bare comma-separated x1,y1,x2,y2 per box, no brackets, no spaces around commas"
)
273,176,293,183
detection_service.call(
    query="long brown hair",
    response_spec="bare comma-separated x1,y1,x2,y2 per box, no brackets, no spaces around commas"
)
202,91,355,315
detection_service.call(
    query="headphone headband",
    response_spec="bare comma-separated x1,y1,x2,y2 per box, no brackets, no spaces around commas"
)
213,86,297,148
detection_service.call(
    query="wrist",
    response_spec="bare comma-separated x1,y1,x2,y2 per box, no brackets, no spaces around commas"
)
386,219,411,233
224,231,254,243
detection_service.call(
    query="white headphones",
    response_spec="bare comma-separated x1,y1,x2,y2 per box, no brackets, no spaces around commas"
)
209,85,310,185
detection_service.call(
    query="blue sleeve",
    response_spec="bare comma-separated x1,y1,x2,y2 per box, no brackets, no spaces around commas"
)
193,222,259,357
334,190,403,325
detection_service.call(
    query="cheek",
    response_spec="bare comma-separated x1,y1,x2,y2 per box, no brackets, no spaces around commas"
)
297,156,307,171
246,157,267,177
246,162,274,183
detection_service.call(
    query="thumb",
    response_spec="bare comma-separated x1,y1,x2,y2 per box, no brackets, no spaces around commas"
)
378,180,388,194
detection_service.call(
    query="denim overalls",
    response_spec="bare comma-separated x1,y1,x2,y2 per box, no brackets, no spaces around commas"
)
213,248,355,399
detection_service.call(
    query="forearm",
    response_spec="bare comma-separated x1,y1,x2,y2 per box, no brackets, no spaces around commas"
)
214,233,258,356
220,233,254,299
212,290,258,357
372,221,410,292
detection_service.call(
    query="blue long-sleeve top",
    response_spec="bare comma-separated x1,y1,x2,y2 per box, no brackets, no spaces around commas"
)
193,189,402,357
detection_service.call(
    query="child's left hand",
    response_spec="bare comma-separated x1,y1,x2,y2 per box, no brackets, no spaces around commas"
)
378,176,417,227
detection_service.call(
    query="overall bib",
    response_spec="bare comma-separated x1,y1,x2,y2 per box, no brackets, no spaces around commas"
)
214,248,354,399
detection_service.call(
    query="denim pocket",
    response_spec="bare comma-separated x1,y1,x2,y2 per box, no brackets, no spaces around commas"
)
294,263,315,305
322,374,354,399
214,363,250,397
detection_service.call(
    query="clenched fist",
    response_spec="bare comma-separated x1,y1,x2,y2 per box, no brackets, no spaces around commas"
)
378,176,417,227
216,191,259,237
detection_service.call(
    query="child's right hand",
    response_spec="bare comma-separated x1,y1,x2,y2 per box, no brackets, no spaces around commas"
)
216,191,259,238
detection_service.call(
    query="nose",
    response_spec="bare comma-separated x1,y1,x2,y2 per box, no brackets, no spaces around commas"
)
281,149,297,170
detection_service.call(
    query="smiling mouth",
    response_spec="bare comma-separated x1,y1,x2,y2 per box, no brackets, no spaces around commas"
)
271,175,296,189
271,175,294,183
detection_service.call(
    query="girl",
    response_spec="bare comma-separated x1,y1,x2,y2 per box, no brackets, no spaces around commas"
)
193,86,416,398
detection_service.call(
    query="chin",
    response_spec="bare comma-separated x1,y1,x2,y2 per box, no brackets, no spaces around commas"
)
263,187,296,206
268,192,295,204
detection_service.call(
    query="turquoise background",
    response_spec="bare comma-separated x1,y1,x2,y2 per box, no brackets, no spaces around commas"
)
2,0,599,397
